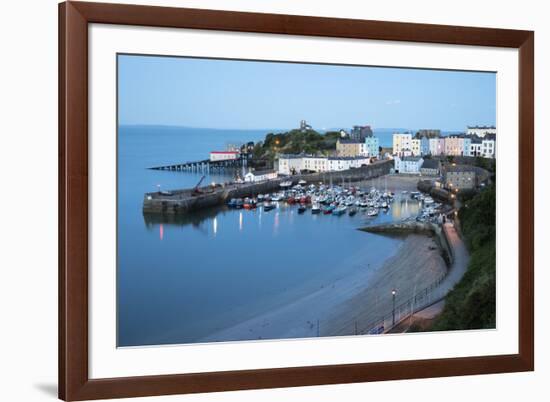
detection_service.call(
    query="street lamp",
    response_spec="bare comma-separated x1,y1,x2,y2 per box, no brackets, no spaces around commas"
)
391,289,397,326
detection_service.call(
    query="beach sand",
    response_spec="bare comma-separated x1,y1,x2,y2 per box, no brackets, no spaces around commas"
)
322,233,446,336
201,233,446,343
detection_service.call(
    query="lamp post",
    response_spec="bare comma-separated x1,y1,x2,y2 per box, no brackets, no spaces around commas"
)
391,288,397,326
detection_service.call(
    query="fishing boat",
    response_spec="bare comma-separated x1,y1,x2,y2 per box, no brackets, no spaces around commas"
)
348,207,357,217
263,202,276,212
298,179,307,185
235,199,244,209
322,205,335,215
280,181,292,188
367,208,379,217
227,198,238,208
297,205,306,214
333,205,347,216
311,203,321,214
243,198,256,209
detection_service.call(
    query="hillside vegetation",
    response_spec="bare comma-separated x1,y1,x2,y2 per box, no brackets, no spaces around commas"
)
251,129,341,161
431,185,496,330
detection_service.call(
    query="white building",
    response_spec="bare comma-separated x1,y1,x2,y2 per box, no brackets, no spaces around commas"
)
467,125,496,138
394,156,424,174
327,156,369,171
470,141,482,157
209,151,239,162
393,133,412,156
411,139,421,156
481,139,496,158
278,155,303,175
302,156,329,172
429,138,444,156
244,169,277,183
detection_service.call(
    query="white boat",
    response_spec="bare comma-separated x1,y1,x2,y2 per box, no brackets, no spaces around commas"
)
367,208,379,217
424,196,434,205
333,205,347,216
280,181,292,188
298,179,307,185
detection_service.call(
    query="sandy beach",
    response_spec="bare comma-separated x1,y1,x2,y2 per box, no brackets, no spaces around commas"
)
201,232,447,343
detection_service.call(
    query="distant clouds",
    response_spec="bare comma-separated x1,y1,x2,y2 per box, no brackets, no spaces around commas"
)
385,100,401,105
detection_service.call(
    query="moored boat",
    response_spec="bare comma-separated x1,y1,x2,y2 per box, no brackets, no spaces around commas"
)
367,208,379,217
333,205,347,216
280,180,292,188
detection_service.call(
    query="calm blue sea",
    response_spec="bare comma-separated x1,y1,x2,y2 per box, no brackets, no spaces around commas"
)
117,125,412,346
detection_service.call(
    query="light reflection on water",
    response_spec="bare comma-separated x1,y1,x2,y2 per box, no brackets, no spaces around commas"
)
123,197,420,346
117,126,421,347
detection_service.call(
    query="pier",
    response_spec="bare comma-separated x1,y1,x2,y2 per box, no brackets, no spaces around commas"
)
149,155,248,173
143,160,393,215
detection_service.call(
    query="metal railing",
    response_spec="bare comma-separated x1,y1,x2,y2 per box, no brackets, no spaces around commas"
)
359,270,448,335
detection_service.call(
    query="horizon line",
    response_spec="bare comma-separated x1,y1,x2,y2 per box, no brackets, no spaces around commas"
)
118,123,472,133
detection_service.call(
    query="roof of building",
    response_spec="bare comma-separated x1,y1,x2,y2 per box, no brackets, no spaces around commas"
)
467,125,496,130
279,154,305,159
421,159,440,169
402,156,423,162
445,165,477,173
484,133,496,141
248,169,276,176
328,156,369,161
338,139,364,144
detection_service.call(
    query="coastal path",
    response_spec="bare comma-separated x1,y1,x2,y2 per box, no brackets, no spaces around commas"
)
362,221,470,334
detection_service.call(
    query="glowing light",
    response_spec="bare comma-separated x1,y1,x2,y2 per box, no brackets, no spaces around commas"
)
273,211,280,235
159,224,164,241
213,217,218,236
239,212,243,231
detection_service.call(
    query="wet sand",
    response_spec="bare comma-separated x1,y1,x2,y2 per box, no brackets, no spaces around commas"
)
201,233,446,343
322,234,446,336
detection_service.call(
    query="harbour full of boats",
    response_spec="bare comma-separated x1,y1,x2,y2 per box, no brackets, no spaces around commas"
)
226,182,450,222
227,182,396,217
408,191,446,223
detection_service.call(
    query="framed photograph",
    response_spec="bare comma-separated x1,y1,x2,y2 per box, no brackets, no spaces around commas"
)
59,1,534,400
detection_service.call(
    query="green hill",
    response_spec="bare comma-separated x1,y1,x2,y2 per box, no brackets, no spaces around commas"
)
251,129,341,161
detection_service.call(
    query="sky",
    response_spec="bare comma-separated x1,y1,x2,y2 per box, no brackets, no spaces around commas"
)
118,54,496,132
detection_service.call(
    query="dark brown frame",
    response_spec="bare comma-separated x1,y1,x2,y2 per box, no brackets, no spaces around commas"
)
59,1,534,400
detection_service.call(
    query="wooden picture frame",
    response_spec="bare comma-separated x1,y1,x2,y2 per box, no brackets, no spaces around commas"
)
59,1,534,400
